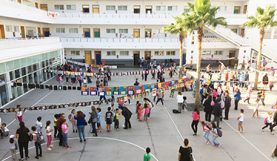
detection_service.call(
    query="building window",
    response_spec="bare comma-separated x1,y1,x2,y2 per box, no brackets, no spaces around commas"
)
106,5,116,11
202,50,211,55
106,29,116,34
168,6,177,11
166,51,176,56
214,51,223,55
69,28,78,33
66,5,76,10
119,29,128,34
70,51,80,56
107,51,116,56
234,6,241,14
56,28,65,33
5,25,12,32
54,5,64,10
119,51,129,56
156,6,165,12
14,26,19,32
118,5,127,11
154,51,164,56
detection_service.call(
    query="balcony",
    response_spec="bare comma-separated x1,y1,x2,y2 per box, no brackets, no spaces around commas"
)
60,37,180,49
0,37,62,63
52,13,174,25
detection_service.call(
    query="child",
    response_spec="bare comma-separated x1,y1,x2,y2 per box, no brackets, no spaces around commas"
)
114,109,120,130
46,121,53,151
111,95,115,111
31,126,42,159
105,107,113,132
1,123,9,137
144,147,151,161
9,135,17,161
252,98,260,118
136,101,140,115
137,103,143,121
15,106,24,123
97,107,102,133
61,119,70,148
68,109,77,133
144,103,150,122
201,121,211,144
237,109,244,133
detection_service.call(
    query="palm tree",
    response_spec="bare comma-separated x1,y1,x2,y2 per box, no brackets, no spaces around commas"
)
164,16,187,67
243,6,277,89
181,0,227,109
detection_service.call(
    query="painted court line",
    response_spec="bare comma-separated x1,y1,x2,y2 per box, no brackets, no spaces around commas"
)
2,137,159,161
223,120,271,161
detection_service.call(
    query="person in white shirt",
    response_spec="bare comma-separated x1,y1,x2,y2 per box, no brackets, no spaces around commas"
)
36,116,43,133
177,92,184,112
237,109,244,133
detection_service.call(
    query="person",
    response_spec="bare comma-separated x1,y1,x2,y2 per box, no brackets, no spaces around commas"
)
68,109,77,133
252,98,260,118
262,73,269,88
53,114,59,138
243,86,252,104
0,123,9,137
272,145,277,161
234,88,241,110
178,138,193,161
212,98,222,128
75,111,87,141
211,122,220,147
45,121,53,151
134,78,139,86
89,106,98,136
31,126,42,159
114,108,120,130
105,107,113,132
177,92,184,113
271,111,277,132
237,109,244,133
16,106,24,123
16,122,30,161
9,135,17,161
35,116,43,134
169,86,175,98
56,114,64,146
224,91,231,120
261,90,266,106
144,147,151,161
61,119,70,148
144,103,150,122
201,121,211,144
120,106,132,129
191,109,200,136
111,95,115,111
137,103,143,121
156,89,164,106
203,95,213,122
96,107,102,133
262,112,274,134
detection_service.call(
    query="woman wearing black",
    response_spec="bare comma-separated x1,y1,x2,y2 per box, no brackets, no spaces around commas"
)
203,95,213,122
179,138,193,161
16,122,30,161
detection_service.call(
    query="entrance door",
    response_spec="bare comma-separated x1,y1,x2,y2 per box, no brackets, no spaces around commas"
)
92,5,100,13
145,6,152,14
42,28,50,37
229,51,236,67
144,51,151,60
134,5,140,14
20,26,25,38
35,2,39,8
93,28,100,38
82,5,90,13
145,29,152,38
40,4,48,11
83,28,91,38
0,25,5,39
133,51,140,66
133,29,140,38
85,51,92,65
95,51,102,66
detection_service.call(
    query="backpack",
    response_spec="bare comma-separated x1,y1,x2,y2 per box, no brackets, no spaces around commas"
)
217,128,222,137
37,132,44,144
264,117,268,124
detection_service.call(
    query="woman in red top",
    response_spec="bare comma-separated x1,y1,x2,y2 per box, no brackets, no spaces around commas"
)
191,109,200,136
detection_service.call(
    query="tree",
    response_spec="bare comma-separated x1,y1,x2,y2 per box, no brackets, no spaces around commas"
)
164,16,187,67
181,0,227,109
243,6,277,89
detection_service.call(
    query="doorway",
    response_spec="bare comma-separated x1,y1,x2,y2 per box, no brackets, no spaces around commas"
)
94,51,102,66
133,51,140,66
92,5,100,13
35,2,39,8
133,29,140,38
85,51,92,65
145,6,152,14
40,4,48,11
42,28,50,37
93,28,100,38
134,5,140,14
20,26,25,38
144,51,151,60
0,25,5,39
82,5,90,13
37,27,41,37
229,50,236,67
83,28,91,38
145,29,152,38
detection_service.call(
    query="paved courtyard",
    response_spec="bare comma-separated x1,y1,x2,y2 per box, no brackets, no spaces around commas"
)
0,70,276,161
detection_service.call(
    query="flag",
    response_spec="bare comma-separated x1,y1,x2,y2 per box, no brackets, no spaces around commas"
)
90,87,97,96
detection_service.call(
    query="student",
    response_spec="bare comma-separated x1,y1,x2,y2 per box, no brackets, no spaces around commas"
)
1,123,9,137
31,126,42,159
89,107,98,137
177,92,184,112
237,109,244,133
68,109,77,133
191,109,200,136
105,107,113,132
35,116,43,133
156,89,164,106
211,123,220,147
234,88,241,110
178,138,193,161
61,119,69,148
252,98,260,118
272,145,277,161
262,112,274,134
114,109,120,130
137,103,143,121
9,135,18,161
144,103,150,122
45,121,53,151
96,107,102,133
144,147,151,161
15,106,24,123
201,121,211,144
75,111,87,141
111,95,115,111
53,114,59,138
16,122,30,161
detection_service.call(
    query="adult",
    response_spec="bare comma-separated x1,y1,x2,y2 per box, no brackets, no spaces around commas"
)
212,98,222,128
203,95,213,122
223,91,231,120
178,138,193,161
234,88,241,110
74,111,87,142
89,106,98,136
191,109,200,136
272,145,277,161
69,109,77,133
177,92,184,112
16,122,30,161
155,89,164,106
57,114,65,146
262,73,269,88
120,106,132,129
15,106,24,123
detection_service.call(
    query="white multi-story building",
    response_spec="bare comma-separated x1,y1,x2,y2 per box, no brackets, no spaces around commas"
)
0,0,276,106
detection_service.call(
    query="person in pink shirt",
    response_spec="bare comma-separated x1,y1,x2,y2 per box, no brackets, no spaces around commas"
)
191,109,200,136
61,119,70,148
144,103,150,122
137,103,143,121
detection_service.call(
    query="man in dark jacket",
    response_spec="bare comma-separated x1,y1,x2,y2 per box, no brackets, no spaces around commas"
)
203,96,213,122
224,91,231,120
270,111,277,132
212,98,222,128
119,106,132,129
